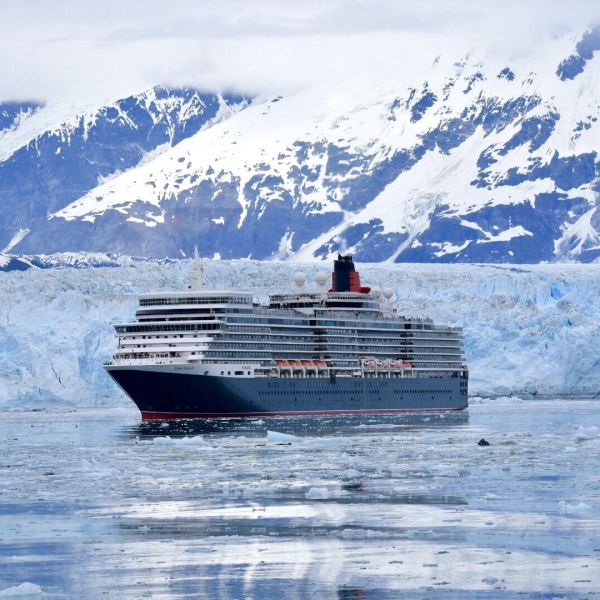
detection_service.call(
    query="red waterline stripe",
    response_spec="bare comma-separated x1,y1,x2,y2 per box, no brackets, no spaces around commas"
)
141,407,467,420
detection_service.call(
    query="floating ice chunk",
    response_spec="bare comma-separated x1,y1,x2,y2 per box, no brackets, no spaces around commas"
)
495,395,523,404
0,582,42,597
266,430,301,443
306,486,330,500
175,436,207,446
469,396,485,404
153,436,175,445
339,528,389,539
265,430,349,447
559,500,592,514
484,493,501,500
342,468,360,478
153,435,206,446
574,426,599,442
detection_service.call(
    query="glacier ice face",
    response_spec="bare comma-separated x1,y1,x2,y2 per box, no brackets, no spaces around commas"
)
1,260,599,409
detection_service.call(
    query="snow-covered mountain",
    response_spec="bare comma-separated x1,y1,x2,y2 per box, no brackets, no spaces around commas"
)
0,87,251,255
1,27,599,263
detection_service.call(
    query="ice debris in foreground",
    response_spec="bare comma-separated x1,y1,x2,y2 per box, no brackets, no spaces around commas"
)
153,435,206,446
305,486,331,500
266,430,302,443
0,583,42,597
574,425,599,442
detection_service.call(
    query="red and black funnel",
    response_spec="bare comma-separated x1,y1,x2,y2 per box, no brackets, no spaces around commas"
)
331,254,371,293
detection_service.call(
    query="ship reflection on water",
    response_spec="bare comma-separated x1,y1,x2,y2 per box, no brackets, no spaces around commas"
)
123,410,470,440
112,411,471,598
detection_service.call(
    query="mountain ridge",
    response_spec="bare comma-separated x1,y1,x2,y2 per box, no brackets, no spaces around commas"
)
1,27,599,264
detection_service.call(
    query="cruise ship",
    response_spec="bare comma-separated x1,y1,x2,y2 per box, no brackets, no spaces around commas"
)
104,255,468,419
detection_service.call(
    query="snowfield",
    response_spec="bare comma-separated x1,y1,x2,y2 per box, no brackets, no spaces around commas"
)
1,260,599,409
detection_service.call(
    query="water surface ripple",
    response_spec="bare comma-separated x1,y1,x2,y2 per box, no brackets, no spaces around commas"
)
1,399,599,598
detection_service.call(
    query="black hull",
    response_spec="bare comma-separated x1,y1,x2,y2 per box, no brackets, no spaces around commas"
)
106,366,468,419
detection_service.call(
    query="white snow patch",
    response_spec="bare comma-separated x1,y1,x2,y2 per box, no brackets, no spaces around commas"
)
432,240,470,257
555,207,600,259
477,225,533,244
2,229,30,253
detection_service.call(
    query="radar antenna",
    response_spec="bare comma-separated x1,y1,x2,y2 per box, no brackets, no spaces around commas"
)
188,245,204,290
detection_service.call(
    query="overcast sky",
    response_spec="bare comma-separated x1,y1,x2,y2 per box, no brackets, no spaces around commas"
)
0,0,598,103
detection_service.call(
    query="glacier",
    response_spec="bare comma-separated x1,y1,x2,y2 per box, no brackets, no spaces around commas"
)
1,260,600,409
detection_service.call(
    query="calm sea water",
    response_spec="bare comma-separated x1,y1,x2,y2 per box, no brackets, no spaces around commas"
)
1,398,599,598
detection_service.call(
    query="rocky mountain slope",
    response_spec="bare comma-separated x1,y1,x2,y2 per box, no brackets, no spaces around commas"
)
1,28,599,263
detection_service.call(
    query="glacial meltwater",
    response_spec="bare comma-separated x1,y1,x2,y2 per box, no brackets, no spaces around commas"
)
1,398,599,598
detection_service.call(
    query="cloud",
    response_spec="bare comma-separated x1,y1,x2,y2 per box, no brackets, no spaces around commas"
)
0,0,598,103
